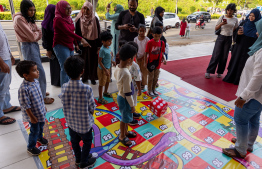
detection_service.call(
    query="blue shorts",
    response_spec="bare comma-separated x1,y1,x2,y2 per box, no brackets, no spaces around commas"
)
117,95,133,123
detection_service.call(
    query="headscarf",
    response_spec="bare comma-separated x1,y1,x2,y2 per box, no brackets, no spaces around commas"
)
243,8,261,38
182,18,186,22
248,19,262,56
54,0,73,24
74,2,98,40
42,4,56,31
155,6,165,22
115,4,124,14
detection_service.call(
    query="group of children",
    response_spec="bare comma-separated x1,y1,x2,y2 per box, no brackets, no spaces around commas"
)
15,24,167,168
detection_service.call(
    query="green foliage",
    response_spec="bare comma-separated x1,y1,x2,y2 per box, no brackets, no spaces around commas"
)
200,7,206,11
0,11,45,20
190,6,196,13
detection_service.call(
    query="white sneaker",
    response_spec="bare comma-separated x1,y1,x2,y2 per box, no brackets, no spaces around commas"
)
153,90,159,97
205,73,210,79
148,91,155,97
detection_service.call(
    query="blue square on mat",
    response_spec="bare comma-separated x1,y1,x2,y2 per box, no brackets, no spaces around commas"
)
100,127,116,145
201,108,223,120
205,121,228,137
134,123,161,140
176,107,196,118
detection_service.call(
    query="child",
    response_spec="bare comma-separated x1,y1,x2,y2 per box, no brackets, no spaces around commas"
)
115,40,127,65
114,44,137,146
16,61,48,156
98,31,115,104
134,24,150,90
59,56,96,168
185,20,191,39
127,41,142,124
145,27,166,97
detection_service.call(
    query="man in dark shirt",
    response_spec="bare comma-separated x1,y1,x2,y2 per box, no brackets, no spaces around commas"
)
115,0,145,42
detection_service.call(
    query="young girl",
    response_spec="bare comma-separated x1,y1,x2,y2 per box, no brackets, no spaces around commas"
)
185,21,191,39
134,24,150,89
13,0,54,104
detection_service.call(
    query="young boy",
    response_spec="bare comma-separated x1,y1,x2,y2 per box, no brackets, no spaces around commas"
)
98,31,115,104
59,56,96,168
114,44,138,147
145,26,166,97
16,61,48,156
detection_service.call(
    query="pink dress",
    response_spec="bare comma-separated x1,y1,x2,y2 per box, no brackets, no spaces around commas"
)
180,21,187,36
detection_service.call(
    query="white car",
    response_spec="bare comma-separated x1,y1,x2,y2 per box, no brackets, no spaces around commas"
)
71,10,100,22
145,12,181,28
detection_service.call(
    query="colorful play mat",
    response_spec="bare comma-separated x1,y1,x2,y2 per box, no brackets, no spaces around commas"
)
18,79,262,169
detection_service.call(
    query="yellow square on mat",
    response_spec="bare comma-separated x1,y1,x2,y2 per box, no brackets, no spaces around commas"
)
191,102,207,112
93,108,107,118
255,136,262,144
111,142,125,156
216,103,232,112
132,140,154,153
94,119,104,129
179,139,206,155
215,116,232,126
150,116,173,132
163,83,175,89
106,122,121,137
136,102,150,114
164,90,177,98
179,119,203,135
222,159,246,169
38,150,51,169
213,137,233,148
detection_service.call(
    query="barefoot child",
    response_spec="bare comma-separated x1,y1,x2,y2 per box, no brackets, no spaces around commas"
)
16,61,48,156
59,56,96,168
98,31,115,104
134,24,150,90
114,44,137,146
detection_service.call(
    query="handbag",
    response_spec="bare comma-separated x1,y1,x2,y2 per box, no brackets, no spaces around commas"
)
147,41,163,72
215,15,224,35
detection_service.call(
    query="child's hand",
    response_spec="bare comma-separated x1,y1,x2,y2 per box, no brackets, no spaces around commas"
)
30,116,38,124
131,107,136,113
112,61,116,67
106,70,110,77
163,60,167,65
90,111,94,115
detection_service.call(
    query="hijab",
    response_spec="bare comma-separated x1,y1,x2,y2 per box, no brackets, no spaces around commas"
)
54,0,73,24
155,6,165,22
248,19,262,56
115,4,124,14
42,4,56,31
243,8,261,38
75,2,98,40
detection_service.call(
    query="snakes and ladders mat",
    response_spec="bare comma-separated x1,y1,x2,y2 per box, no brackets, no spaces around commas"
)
19,79,262,169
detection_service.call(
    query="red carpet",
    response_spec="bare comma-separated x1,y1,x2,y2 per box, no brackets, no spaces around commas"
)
162,54,238,101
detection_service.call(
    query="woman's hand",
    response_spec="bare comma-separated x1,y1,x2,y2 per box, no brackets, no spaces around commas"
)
237,28,244,35
46,51,52,59
107,3,111,9
129,26,137,32
81,38,91,47
234,97,246,108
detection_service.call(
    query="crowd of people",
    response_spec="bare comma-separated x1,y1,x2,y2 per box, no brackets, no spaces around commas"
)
1,0,262,167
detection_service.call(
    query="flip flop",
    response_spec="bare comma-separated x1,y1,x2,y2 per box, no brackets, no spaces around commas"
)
3,106,21,114
46,92,50,96
126,131,137,138
0,117,16,125
44,97,55,104
222,148,246,158
119,137,132,146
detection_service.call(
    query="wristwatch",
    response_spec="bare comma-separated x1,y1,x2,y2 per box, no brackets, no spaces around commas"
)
239,97,245,101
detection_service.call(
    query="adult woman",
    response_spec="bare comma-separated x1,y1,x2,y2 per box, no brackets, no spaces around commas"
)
42,4,60,87
222,19,262,159
148,6,168,37
13,0,54,104
223,9,261,85
53,0,89,85
205,3,238,79
75,2,101,85
179,18,187,38
105,4,124,60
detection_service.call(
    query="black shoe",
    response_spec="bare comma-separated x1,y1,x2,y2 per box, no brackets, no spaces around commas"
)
37,138,48,145
91,80,96,85
76,154,92,166
128,119,138,126
80,157,96,169
27,147,41,156
133,113,141,119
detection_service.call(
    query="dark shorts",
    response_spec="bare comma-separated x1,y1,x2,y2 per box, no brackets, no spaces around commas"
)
117,95,133,123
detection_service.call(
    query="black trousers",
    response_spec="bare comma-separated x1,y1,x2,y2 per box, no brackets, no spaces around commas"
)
206,35,232,74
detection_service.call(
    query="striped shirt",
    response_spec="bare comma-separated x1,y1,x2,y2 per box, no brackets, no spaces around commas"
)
59,80,96,134
18,79,46,122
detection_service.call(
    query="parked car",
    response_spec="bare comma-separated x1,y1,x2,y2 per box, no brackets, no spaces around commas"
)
145,12,181,28
71,10,100,22
187,11,211,23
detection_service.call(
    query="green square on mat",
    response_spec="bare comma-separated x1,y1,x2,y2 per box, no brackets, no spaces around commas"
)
134,123,162,140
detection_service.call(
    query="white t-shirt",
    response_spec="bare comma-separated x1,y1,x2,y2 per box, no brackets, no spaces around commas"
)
134,36,150,59
216,15,238,36
186,23,191,31
129,61,142,92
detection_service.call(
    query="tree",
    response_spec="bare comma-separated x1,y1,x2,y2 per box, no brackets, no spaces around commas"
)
190,6,196,13
207,0,223,14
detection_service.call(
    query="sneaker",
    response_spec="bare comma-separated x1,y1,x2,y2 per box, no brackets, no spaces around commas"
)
128,119,138,126
80,157,96,169
153,90,159,97
217,74,222,78
27,147,41,156
37,137,48,145
133,112,141,119
148,91,155,97
76,154,92,166
205,73,210,79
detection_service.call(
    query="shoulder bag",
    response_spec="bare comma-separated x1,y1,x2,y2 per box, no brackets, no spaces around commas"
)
215,15,224,35
147,40,163,72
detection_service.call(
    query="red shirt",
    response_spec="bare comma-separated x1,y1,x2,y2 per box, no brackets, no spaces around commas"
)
53,17,82,51
145,39,165,69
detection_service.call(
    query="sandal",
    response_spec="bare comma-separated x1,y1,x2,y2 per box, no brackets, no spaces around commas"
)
0,116,16,125
46,92,50,96
103,92,113,98
126,131,137,138
3,106,21,114
222,148,246,158
44,97,55,104
119,137,132,146
98,98,108,104
205,73,210,79
231,138,253,152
